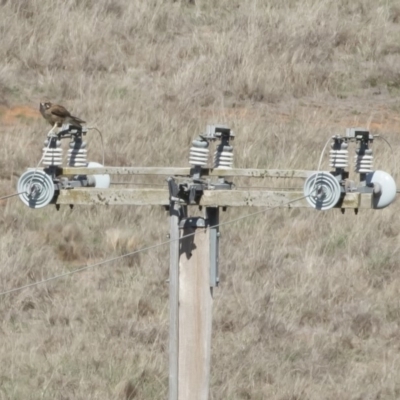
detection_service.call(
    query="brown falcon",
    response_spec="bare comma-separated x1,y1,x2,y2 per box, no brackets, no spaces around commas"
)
39,102,86,129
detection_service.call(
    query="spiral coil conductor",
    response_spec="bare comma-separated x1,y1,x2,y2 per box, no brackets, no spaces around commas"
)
213,145,233,169
67,138,88,167
42,139,63,167
189,139,209,167
354,148,373,173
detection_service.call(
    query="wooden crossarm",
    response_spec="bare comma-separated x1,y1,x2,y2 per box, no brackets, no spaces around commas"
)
55,188,371,209
57,167,315,179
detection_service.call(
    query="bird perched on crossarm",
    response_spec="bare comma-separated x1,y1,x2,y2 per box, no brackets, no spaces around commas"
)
39,102,86,135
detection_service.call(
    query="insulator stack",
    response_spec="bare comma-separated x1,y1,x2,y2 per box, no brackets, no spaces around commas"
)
354,148,373,173
213,145,233,169
329,138,348,170
42,139,62,167
329,149,349,169
68,139,88,167
189,139,209,167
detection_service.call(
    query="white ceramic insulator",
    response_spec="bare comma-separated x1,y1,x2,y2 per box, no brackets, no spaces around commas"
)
189,147,209,167
87,161,110,189
329,149,348,169
366,170,397,209
354,149,373,173
42,148,63,166
68,148,88,167
214,146,233,169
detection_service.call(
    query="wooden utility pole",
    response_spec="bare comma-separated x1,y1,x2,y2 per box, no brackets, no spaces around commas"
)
169,201,180,400
178,218,212,400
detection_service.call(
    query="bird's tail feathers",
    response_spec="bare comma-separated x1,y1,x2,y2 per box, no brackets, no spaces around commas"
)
70,115,86,125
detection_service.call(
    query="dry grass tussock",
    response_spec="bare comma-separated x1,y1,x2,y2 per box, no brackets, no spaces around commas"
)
1,0,400,399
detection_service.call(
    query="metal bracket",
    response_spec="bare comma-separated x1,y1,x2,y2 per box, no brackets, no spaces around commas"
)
206,207,219,287
201,124,235,142
55,177,93,190
168,177,180,202
178,181,207,205
346,128,373,142
167,177,187,218
176,179,234,205
178,211,220,288
179,217,206,229
57,125,87,140
210,179,233,190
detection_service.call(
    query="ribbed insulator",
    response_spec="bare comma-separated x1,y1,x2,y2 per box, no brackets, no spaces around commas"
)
354,148,373,173
329,149,348,169
214,145,233,169
68,140,87,167
189,139,209,167
42,140,62,166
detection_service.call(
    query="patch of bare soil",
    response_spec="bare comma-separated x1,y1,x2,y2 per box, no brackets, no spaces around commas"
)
0,105,40,125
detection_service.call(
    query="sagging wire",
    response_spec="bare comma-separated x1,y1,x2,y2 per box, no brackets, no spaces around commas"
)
311,135,333,194
0,194,310,296
374,134,396,179
0,192,26,201
27,138,52,195
110,182,303,191
87,127,105,166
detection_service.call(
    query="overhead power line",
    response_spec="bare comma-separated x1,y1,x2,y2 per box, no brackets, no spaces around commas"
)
0,194,308,296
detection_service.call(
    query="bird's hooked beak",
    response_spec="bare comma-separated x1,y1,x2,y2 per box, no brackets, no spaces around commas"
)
39,102,51,110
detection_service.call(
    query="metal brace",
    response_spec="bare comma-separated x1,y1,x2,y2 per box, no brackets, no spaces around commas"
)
167,177,187,218
57,124,87,140
178,210,220,288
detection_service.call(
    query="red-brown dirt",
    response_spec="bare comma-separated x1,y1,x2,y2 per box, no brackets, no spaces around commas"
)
0,105,40,125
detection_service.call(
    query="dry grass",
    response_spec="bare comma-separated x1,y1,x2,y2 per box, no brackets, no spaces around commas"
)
1,0,400,399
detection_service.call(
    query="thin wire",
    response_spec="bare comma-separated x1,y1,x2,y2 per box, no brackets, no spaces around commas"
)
27,139,52,192
111,182,167,187
374,135,396,178
236,186,303,190
0,194,309,296
110,182,303,191
0,192,26,201
315,137,333,173
87,127,105,166
311,136,333,192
